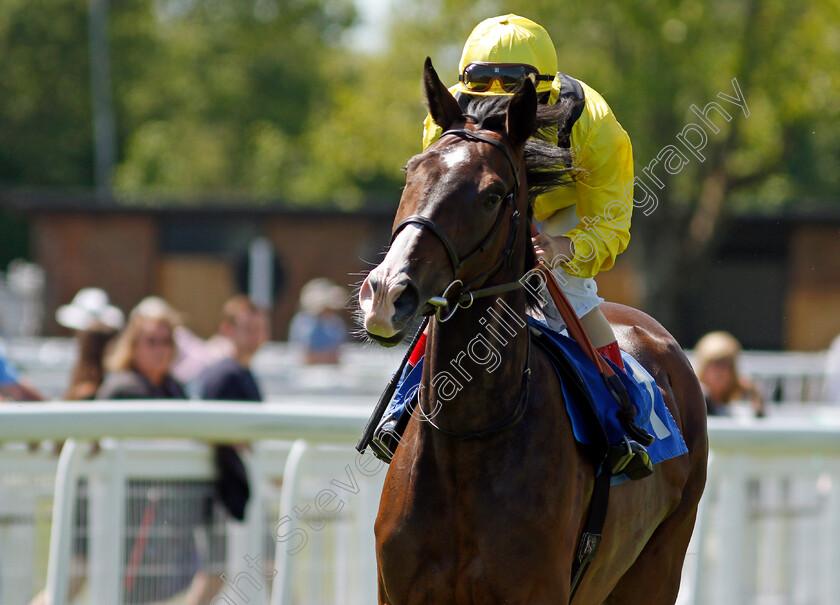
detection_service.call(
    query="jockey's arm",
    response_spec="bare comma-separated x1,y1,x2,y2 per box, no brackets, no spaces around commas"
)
537,110,634,279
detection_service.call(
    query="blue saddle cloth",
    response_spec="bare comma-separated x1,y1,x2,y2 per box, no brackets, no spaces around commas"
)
528,318,687,471
386,319,687,476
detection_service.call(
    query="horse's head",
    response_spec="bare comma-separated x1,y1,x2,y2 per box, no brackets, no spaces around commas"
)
360,58,539,346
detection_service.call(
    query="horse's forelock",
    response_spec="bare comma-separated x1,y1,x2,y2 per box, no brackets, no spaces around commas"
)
461,95,580,205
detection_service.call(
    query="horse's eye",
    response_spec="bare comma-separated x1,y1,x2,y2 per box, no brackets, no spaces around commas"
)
487,193,503,207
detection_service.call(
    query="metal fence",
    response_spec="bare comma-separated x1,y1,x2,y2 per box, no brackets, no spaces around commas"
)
2,404,840,604
0,403,383,605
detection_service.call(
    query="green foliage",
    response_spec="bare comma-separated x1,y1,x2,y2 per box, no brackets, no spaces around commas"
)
0,0,358,200
0,0,837,211
110,0,358,199
372,0,840,208
0,0,93,187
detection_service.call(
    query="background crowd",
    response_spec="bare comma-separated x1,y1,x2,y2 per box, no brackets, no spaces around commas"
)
0,278,347,604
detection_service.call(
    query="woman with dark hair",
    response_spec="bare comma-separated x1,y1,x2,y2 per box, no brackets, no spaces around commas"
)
55,287,125,400
29,289,123,605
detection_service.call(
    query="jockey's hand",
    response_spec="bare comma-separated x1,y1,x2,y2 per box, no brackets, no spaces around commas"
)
531,230,574,267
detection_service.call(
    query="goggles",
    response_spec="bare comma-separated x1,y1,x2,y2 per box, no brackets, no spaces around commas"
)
458,62,554,93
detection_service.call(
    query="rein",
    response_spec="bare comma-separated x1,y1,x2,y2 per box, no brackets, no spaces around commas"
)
389,128,525,322
425,340,532,440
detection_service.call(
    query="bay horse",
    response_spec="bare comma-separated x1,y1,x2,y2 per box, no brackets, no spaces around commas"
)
358,58,708,604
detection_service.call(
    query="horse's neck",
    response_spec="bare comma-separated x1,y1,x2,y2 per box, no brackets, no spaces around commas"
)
420,289,530,430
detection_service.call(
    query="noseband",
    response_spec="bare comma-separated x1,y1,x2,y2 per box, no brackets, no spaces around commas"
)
389,129,525,322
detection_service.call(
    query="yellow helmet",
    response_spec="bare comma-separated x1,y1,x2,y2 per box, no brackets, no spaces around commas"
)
454,14,558,96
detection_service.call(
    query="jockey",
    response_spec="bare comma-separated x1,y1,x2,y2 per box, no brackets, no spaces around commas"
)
372,15,646,471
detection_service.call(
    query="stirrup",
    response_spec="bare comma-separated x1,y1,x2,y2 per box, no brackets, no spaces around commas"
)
606,436,653,480
369,432,397,463
369,409,412,464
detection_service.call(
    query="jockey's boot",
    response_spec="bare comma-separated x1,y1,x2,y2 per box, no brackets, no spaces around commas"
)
598,341,653,479
596,341,626,372
370,407,410,463
369,333,427,463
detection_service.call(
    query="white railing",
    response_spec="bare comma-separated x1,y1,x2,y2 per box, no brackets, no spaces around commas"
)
2,404,840,604
2,340,405,400
738,351,830,403
681,416,840,605
0,402,386,605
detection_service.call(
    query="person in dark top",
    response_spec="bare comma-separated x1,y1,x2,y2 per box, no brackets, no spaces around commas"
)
198,295,269,403
187,295,270,605
199,357,262,402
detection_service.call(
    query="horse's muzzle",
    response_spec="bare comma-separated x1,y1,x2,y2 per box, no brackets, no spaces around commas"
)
359,273,420,345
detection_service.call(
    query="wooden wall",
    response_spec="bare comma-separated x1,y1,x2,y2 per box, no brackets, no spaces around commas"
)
785,225,840,350
25,208,840,350
31,209,392,339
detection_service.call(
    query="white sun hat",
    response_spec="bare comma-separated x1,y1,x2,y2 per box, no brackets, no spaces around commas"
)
56,287,125,331
299,278,348,314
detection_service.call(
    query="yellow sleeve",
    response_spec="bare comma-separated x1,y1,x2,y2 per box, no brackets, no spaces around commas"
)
422,113,443,150
422,84,461,150
560,110,634,278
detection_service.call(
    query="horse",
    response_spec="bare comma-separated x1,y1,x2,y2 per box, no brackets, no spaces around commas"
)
358,58,708,605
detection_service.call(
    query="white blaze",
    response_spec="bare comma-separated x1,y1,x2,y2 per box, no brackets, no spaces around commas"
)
359,225,422,338
442,145,470,170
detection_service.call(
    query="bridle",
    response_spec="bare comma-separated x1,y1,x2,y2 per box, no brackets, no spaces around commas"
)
385,127,533,441
389,128,525,322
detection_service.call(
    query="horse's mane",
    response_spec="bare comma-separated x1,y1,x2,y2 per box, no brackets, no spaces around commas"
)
462,95,581,205
460,94,580,305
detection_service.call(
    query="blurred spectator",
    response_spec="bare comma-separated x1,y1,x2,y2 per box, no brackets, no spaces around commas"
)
56,287,124,400
96,297,203,603
55,290,123,602
97,297,185,400
289,277,348,365
7,259,46,336
198,295,269,403
171,323,236,387
694,331,765,418
186,296,270,605
0,347,44,401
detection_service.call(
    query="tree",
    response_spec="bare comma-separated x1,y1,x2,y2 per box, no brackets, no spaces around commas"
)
0,0,359,200
0,0,94,187
111,0,358,199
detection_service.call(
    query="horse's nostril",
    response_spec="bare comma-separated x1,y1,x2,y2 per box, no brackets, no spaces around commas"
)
359,276,378,313
393,280,420,322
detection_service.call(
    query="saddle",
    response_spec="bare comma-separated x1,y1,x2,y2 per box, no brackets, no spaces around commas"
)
529,323,649,478
528,319,681,482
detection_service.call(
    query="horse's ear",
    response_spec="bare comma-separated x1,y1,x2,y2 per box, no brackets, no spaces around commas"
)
423,57,463,132
505,78,538,149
